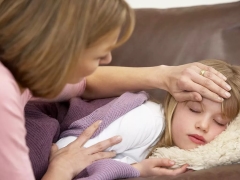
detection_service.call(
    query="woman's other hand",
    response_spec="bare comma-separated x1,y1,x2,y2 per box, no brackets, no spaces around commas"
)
132,158,188,177
159,62,231,102
43,120,122,180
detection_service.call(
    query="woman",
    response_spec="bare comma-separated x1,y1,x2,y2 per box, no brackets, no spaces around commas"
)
0,0,231,180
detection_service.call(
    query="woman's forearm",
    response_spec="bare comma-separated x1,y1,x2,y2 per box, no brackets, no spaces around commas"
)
82,63,231,103
82,66,164,99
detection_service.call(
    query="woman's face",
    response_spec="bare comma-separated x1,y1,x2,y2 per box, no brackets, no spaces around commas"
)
68,28,120,84
171,98,231,150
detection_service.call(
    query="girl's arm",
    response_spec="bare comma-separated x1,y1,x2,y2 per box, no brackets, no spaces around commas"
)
132,158,188,177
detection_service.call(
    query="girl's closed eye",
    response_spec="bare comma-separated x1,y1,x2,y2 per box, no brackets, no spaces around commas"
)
189,108,201,113
214,120,226,126
214,117,228,126
187,101,203,113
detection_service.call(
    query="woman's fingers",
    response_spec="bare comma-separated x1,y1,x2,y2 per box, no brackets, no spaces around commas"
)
184,69,230,100
178,78,226,102
173,91,202,102
194,63,231,95
90,151,117,162
198,70,231,94
175,62,231,102
195,62,227,80
87,135,122,155
69,120,122,154
47,121,123,178
71,120,102,147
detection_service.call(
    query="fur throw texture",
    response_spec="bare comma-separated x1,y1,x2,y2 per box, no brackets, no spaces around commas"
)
149,114,240,170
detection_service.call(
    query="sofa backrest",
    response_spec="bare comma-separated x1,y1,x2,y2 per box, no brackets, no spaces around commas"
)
110,2,240,102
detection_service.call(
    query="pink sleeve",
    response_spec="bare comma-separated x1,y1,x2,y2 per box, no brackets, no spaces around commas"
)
52,78,86,101
0,79,35,180
28,79,86,102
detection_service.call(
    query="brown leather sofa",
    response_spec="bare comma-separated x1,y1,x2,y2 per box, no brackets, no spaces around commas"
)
110,2,240,180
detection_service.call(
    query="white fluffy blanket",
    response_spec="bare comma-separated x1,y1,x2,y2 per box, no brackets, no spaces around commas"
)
149,114,240,170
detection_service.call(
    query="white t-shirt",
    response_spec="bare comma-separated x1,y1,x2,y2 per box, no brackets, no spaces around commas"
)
56,101,165,164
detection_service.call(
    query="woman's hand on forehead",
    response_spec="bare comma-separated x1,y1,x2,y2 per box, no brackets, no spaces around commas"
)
161,62,231,103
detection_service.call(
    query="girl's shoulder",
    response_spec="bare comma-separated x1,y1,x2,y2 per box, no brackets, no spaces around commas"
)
143,100,164,115
117,101,165,141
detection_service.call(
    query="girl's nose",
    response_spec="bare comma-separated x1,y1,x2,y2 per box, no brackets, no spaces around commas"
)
195,117,209,133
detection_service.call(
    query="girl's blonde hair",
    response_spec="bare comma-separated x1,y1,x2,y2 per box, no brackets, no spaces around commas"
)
0,0,134,98
148,59,240,156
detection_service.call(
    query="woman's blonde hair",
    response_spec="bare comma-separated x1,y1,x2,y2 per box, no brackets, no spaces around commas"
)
148,59,240,156
0,0,134,98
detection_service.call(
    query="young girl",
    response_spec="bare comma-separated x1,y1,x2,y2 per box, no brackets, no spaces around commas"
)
56,59,240,178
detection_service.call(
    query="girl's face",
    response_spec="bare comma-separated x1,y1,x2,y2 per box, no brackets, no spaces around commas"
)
69,28,120,84
171,98,231,150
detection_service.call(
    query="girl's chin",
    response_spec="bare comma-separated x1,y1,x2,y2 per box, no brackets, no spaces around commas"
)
175,143,198,150
182,145,199,150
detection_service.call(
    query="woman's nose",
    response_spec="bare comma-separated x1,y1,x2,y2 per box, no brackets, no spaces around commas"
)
99,53,112,65
195,118,209,133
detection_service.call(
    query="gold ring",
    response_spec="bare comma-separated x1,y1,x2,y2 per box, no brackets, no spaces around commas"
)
200,70,206,77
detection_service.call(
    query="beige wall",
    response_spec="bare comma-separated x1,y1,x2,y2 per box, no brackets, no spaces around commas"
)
125,0,239,9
